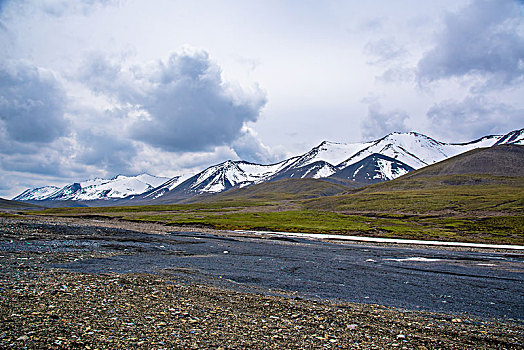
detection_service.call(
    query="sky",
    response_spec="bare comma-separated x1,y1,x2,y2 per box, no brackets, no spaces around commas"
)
0,0,523,198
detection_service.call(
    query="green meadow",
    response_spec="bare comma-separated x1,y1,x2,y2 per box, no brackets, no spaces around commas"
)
25,178,524,245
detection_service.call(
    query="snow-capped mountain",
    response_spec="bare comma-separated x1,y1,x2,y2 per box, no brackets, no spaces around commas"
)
14,128,523,203
138,173,196,200
138,159,300,202
15,174,169,201
144,128,522,201
14,186,61,201
336,132,502,170
282,141,375,170
148,128,523,201
185,159,298,193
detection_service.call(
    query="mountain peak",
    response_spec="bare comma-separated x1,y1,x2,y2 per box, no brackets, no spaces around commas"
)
316,140,343,147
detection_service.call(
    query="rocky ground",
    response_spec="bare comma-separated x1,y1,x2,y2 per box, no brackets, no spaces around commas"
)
0,216,523,349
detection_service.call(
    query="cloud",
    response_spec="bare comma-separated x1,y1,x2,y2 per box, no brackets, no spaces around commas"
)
426,95,523,142
0,0,117,18
0,48,270,198
361,101,410,139
364,38,406,65
74,129,138,174
79,48,267,153
231,126,283,164
417,0,524,88
363,36,415,83
0,61,69,144
377,66,415,83
42,0,118,17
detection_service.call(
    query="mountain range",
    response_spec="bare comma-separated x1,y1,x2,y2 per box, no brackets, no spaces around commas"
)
14,174,168,202
14,128,524,204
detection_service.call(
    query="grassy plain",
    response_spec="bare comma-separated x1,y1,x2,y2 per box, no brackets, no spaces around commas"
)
24,178,524,244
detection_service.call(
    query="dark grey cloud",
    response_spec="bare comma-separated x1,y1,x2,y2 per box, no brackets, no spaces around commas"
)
361,102,410,139
426,96,523,141
0,59,136,180
1,153,64,176
0,61,69,144
0,138,73,177
79,49,267,153
76,54,122,95
417,0,524,88
75,129,138,174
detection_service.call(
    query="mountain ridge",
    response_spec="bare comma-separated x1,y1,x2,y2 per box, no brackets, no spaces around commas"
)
13,128,524,204
14,173,169,202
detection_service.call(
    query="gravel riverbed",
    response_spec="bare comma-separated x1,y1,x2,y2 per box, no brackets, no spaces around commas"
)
0,216,522,349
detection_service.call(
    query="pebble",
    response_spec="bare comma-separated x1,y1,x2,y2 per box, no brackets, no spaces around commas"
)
0,217,522,350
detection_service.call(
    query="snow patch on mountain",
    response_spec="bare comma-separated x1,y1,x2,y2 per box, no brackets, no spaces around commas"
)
331,153,415,184
494,129,524,146
375,157,411,180
310,163,337,178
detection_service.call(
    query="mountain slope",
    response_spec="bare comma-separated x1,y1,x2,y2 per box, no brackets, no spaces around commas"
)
493,129,524,146
137,174,194,200
305,145,524,215
13,186,61,201
349,144,524,194
0,198,41,210
188,178,354,203
280,141,374,170
330,153,414,184
134,159,300,203
394,144,524,180
270,161,339,180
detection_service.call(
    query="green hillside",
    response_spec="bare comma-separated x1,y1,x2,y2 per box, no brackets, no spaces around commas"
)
25,146,524,244
0,198,41,210
187,178,358,203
